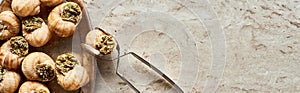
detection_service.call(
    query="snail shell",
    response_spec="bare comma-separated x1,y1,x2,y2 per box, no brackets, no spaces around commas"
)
56,53,89,91
11,0,40,17
22,16,52,47
0,36,29,71
86,28,116,55
22,52,55,82
0,11,20,40
0,1,12,12
0,71,21,93
19,81,50,93
40,0,64,7
48,2,82,37
57,66,89,91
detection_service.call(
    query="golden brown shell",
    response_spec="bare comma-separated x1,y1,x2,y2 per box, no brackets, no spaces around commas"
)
0,11,20,40
55,53,89,91
22,52,55,82
48,2,82,37
19,81,50,93
0,1,12,12
57,66,89,91
11,0,40,17
86,29,116,55
22,17,52,47
0,41,24,71
40,0,64,7
0,71,21,93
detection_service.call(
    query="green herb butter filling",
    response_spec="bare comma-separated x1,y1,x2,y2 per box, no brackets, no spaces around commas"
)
22,17,43,32
9,36,29,57
95,35,115,55
61,3,81,24
36,64,55,82
34,89,48,93
0,65,6,82
56,53,79,74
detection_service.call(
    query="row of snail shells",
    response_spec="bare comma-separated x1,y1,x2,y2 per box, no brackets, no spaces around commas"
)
0,65,21,93
11,0,63,17
7,1,83,47
56,53,89,91
22,52,56,82
48,2,82,37
19,81,50,93
0,36,29,71
0,11,20,40
86,28,116,55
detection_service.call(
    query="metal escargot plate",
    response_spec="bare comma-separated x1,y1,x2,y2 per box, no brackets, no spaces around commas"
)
0,0,95,93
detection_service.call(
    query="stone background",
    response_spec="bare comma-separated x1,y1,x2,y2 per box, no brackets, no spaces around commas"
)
83,0,300,92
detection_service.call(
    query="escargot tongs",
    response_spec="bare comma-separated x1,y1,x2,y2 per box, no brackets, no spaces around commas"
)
81,27,184,93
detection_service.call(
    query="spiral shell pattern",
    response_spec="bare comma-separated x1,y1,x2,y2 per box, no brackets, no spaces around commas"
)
22,52,55,82
57,66,89,91
0,11,20,40
0,71,21,93
48,2,82,37
19,81,50,93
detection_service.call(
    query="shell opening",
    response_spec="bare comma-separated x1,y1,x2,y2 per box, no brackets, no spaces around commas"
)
61,3,81,24
36,64,55,82
95,35,115,55
0,21,8,35
0,65,7,82
56,53,79,74
10,36,29,57
34,89,48,93
22,16,43,32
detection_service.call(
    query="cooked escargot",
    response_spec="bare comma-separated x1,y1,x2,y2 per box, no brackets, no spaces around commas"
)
48,2,82,37
56,53,89,91
0,36,29,70
22,52,55,82
0,11,20,40
40,0,64,7
22,16,52,47
86,28,116,55
0,65,21,93
11,0,40,17
19,81,50,93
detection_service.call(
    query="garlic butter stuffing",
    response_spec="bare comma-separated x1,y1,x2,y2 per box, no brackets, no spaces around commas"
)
0,65,21,93
11,0,40,17
19,81,50,93
56,53,89,91
9,36,29,57
0,11,20,40
96,34,115,55
22,16,51,47
56,53,78,73
22,52,56,82
0,36,29,70
86,29,116,55
48,2,82,37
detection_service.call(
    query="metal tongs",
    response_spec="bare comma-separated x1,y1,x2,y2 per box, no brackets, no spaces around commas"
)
81,27,184,93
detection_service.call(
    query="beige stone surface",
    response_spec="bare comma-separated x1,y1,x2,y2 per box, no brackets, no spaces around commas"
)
211,0,300,92
83,0,300,92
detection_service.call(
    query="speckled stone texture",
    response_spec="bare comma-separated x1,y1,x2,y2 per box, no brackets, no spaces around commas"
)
83,0,300,92
211,0,300,92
